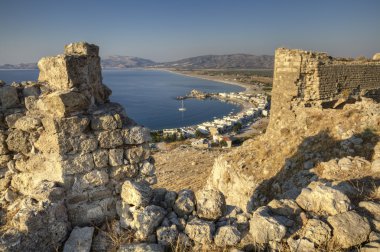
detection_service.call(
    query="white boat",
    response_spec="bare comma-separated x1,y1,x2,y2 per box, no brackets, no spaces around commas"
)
179,100,186,111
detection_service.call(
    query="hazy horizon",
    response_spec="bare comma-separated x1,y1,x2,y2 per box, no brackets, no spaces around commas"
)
0,0,379,64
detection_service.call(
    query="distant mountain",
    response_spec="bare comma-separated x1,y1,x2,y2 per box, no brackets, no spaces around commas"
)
101,56,156,68
155,54,274,69
0,54,274,70
0,63,38,70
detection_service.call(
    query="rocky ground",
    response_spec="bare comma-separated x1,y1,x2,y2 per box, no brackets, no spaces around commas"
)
153,144,229,192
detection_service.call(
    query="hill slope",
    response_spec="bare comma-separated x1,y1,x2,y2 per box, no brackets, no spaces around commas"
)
156,54,274,69
101,55,156,68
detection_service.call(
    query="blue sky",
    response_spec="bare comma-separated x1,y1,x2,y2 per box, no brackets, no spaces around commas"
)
0,0,379,64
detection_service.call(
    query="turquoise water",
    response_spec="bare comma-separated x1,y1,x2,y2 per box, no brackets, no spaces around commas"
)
0,69,243,129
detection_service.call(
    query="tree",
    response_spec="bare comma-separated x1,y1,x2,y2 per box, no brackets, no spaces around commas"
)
232,122,242,133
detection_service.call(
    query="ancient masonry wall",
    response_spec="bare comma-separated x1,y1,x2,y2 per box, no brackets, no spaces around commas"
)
0,42,155,251
269,48,380,131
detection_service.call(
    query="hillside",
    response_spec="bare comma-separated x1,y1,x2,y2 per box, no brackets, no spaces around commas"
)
0,53,274,70
101,55,156,68
155,54,274,69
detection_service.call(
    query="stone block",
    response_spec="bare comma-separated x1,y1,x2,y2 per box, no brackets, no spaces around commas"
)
92,149,109,168
97,130,123,148
64,42,99,56
37,91,90,117
63,226,94,252
109,148,124,166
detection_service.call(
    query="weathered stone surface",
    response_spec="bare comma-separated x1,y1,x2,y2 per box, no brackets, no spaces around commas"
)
359,201,380,220
327,211,371,249
195,188,226,220
156,225,179,246
80,170,109,189
109,148,124,166
97,130,123,148
38,91,91,117
65,42,99,56
164,191,177,209
14,116,41,131
110,164,139,180
302,219,331,246
93,149,109,168
6,130,31,154
123,126,151,144
91,114,119,130
267,199,302,218
5,113,24,128
371,159,380,173
249,207,286,244
214,225,241,247
174,189,196,217
63,226,94,252
373,53,380,61
0,86,20,109
296,181,351,215
140,160,155,177
121,180,153,207
131,205,166,239
185,217,215,244
118,243,164,252
62,153,95,175
287,237,315,252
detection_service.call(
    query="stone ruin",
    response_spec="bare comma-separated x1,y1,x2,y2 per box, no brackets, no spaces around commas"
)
0,42,154,251
1,43,380,251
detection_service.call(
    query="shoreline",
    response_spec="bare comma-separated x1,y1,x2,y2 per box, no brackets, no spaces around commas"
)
155,68,253,92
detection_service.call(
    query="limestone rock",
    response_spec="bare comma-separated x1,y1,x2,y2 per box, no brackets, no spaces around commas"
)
123,126,151,144
97,130,123,148
185,217,215,244
121,180,153,207
91,114,119,130
195,188,226,220
296,181,351,215
0,86,20,109
5,113,24,128
38,91,91,117
173,189,196,217
287,237,315,252
267,199,302,218
65,42,99,56
6,130,31,154
118,243,164,252
361,232,380,251
131,205,166,239
214,225,241,247
373,53,380,61
302,219,331,246
327,211,371,249
63,226,94,252
164,191,177,209
156,225,179,246
359,201,380,220
14,116,41,131
93,149,109,168
109,148,124,166
249,207,286,244
371,159,380,173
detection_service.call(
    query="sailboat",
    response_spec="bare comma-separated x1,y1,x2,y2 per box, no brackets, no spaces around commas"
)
178,100,186,111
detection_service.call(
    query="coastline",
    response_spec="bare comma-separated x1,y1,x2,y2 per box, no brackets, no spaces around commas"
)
155,68,253,92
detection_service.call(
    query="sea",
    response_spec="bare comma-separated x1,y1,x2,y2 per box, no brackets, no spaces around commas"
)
0,69,244,130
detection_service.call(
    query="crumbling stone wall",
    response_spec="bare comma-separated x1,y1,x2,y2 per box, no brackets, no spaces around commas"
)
269,48,380,132
0,42,155,251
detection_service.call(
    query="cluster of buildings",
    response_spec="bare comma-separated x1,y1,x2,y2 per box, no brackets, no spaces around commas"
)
155,92,269,148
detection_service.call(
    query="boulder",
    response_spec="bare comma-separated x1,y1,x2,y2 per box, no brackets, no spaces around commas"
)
302,219,331,246
359,201,380,220
267,199,302,218
131,205,166,239
296,181,351,215
121,180,153,207
118,243,164,252
156,225,179,246
287,237,315,252
91,114,119,130
195,188,226,220
361,232,380,252
185,217,215,244
164,191,177,209
63,226,94,252
327,211,371,249
173,189,195,217
214,225,241,247
249,207,286,244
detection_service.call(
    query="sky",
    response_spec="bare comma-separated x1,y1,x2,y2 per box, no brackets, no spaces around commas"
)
0,0,379,64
